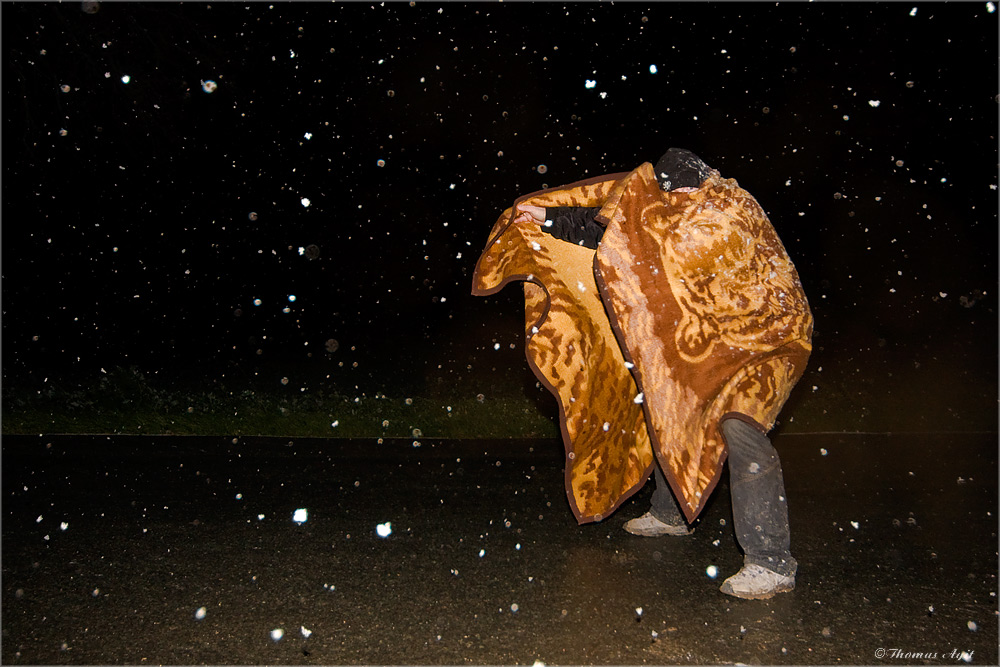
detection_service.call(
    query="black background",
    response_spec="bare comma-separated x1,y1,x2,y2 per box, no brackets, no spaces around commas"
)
3,2,997,422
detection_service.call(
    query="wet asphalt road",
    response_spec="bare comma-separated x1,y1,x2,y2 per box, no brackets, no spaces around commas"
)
2,432,996,665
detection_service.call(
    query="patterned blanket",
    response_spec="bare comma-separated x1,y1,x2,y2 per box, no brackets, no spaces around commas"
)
472,162,812,523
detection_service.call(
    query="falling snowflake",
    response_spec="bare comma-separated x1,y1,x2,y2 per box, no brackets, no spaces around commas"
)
376,522,392,537
293,508,308,524
706,565,718,579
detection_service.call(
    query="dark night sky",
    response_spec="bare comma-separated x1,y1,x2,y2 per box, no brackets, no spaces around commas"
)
2,1,997,402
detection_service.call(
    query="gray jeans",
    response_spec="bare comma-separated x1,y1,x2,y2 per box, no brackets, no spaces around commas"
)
649,416,797,577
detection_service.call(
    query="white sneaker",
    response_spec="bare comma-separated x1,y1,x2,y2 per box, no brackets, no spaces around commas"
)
623,511,693,537
719,563,795,600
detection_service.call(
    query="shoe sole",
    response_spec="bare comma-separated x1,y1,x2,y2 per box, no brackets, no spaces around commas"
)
719,582,795,600
624,524,694,537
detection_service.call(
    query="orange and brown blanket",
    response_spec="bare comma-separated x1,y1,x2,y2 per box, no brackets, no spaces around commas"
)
472,162,812,524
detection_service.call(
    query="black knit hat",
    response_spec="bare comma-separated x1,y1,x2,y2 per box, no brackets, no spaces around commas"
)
654,148,713,191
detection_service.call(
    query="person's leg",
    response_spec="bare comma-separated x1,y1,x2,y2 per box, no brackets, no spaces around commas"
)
718,415,796,599
624,462,693,536
649,464,688,525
